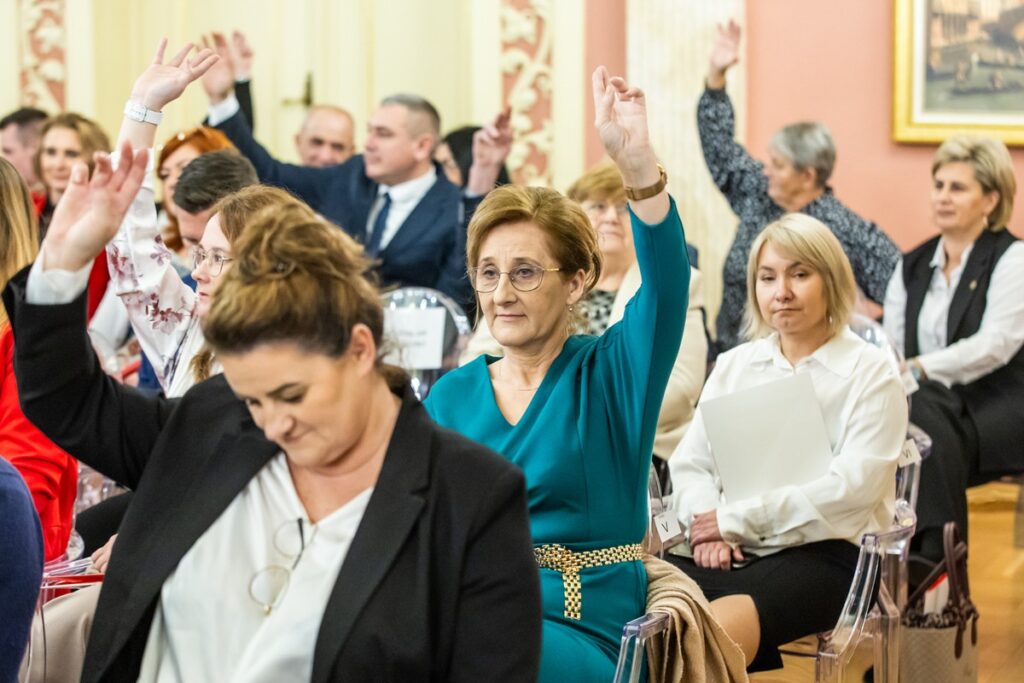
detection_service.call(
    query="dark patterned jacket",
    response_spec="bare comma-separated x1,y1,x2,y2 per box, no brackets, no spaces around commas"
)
698,87,899,351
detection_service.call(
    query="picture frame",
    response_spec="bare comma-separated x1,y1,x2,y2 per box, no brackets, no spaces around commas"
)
893,0,1024,145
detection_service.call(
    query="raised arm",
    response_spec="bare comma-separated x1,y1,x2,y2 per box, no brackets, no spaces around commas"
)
7,146,177,489
201,41,339,210
590,66,689,462
108,40,218,390
698,21,768,211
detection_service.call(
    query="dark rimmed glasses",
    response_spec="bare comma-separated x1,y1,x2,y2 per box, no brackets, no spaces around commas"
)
469,264,561,293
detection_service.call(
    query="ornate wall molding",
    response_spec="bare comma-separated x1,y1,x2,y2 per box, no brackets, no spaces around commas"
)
19,0,66,111
501,0,553,186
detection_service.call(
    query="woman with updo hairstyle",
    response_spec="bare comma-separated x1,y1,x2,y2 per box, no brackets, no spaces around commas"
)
7,148,541,680
424,69,689,681
884,134,1024,562
667,213,907,671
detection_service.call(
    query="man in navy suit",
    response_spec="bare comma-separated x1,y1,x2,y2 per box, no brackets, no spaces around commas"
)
197,62,510,313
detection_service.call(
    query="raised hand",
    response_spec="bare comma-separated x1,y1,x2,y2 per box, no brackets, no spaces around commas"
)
592,66,657,182
129,39,219,112
708,20,741,88
465,107,513,195
231,30,255,81
472,108,513,170
200,32,235,103
42,139,149,273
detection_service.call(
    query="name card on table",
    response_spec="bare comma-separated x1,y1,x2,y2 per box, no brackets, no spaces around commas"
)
383,307,447,370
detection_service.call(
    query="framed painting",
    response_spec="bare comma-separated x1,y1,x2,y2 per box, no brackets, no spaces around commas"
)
893,0,1024,145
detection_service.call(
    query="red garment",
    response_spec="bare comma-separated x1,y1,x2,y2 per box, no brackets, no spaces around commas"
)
87,253,109,320
0,324,78,562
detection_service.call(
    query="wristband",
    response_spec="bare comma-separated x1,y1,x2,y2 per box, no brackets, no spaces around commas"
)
124,101,163,126
623,164,667,201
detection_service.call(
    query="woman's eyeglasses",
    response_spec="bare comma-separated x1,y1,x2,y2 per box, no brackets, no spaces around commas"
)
469,265,561,293
248,518,316,616
191,246,234,276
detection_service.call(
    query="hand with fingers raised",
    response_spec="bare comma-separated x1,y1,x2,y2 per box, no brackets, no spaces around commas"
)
200,32,236,103
130,38,220,113
41,139,150,273
592,66,660,186
466,107,513,195
231,30,254,81
708,20,741,89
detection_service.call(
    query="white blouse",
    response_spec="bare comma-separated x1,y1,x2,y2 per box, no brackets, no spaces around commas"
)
883,238,1024,388
669,328,907,556
137,453,372,683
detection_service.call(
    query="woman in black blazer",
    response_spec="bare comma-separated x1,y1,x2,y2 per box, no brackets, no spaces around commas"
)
6,130,541,681
883,134,1024,561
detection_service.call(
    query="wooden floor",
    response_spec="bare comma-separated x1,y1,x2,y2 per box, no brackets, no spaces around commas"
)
750,481,1024,682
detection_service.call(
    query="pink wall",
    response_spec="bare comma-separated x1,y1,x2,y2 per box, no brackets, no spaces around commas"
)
746,0,1024,249
584,0,627,169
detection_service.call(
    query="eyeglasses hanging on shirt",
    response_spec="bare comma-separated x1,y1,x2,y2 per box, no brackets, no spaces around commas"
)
248,518,316,615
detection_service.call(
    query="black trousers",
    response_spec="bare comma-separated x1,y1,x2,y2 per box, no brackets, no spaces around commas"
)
910,380,982,559
75,491,132,556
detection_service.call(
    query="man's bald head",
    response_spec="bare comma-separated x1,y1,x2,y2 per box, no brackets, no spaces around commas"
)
294,105,356,167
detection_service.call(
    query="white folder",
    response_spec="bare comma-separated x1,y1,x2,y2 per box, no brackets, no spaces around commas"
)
700,373,833,504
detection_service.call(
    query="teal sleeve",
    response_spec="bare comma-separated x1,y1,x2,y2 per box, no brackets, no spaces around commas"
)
593,198,690,464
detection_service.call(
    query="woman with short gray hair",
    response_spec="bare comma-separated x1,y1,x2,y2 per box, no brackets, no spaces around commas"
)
699,20,899,352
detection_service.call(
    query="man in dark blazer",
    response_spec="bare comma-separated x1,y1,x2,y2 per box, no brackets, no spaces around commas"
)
7,144,541,682
202,69,510,314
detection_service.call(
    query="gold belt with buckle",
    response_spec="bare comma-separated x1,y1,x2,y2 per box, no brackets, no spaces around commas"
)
533,543,644,621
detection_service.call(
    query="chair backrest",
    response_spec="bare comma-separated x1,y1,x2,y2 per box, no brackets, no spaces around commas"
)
816,447,920,683
380,287,471,399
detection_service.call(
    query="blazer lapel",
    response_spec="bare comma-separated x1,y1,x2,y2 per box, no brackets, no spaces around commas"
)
946,232,995,344
381,172,452,259
108,418,278,664
311,388,430,683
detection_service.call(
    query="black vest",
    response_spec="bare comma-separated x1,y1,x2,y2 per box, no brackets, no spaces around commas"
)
902,229,1024,473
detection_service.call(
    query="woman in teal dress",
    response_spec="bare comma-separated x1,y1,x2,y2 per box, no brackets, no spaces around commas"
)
425,67,689,680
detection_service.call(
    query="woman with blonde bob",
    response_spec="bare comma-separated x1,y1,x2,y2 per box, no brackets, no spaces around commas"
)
7,130,541,679
668,213,907,672
884,135,1024,561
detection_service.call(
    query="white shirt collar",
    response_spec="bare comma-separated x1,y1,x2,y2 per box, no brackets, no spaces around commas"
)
378,166,438,204
929,237,975,271
748,327,862,378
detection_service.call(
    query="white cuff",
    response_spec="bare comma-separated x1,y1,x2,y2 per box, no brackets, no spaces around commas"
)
27,248,94,305
207,94,241,127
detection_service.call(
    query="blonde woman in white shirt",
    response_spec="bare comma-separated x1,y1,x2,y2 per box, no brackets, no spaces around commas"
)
883,135,1023,562
667,213,907,672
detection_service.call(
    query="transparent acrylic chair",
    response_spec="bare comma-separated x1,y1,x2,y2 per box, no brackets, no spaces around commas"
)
814,315,929,682
380,287,471,399
611,466,677,683
19,557,103,682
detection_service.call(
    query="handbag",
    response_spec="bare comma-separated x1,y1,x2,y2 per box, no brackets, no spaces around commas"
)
899,522,979,683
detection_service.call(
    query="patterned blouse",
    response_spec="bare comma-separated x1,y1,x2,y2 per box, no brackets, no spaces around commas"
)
580,288,617,336
698,87,900,352
105,153,215,397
